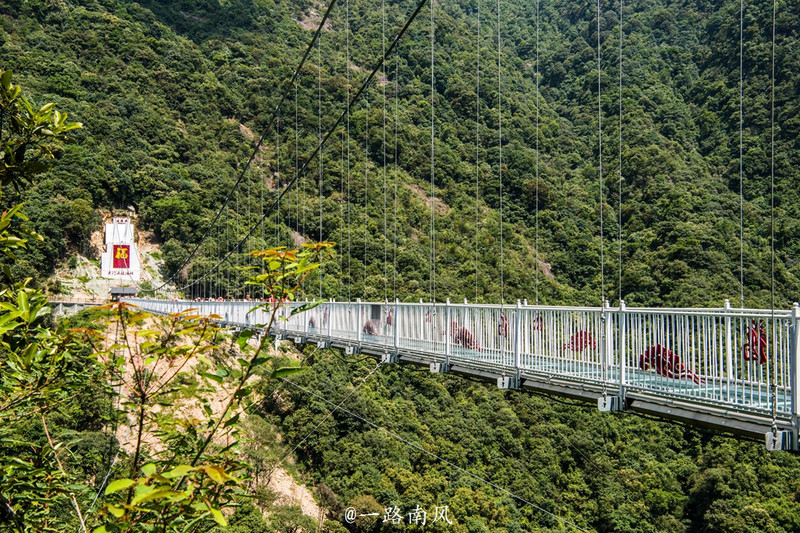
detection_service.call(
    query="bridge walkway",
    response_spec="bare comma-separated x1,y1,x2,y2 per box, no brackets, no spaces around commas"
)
123,298,800,451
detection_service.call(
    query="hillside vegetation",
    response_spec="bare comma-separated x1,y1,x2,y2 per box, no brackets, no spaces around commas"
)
1,0,798,307
2,0,800,532
268,351,800,532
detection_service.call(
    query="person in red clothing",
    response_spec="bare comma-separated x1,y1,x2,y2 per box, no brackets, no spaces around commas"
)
450,321,481,351
639,344,704,384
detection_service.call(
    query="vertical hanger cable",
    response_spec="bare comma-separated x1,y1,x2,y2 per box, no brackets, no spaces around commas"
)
497,0,503,305
739,0,745,308
476,0,482,302
535,0,540,305
597,0,605,306
430,0,437,303
383,0,388,301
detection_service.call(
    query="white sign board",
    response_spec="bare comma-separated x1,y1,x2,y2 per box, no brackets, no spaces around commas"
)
100,217,141,280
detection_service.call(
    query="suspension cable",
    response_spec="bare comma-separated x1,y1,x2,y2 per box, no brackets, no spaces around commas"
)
236,175,240,295
347,0,352,302
597,0,605,306
394,53,399,301
180,0,431,292
364,89,369,298
296,79,303,292
340,129,345,300
430,0,436,304
497,0,503,305
618,0,623,304
145,0,341,293
535,0,540,306
319,28,324,300
276,109,281,249
295,80,299,244
769,0,777,433
739,0,745,308
248,134,254,298
226,194,230,294
476,0,481,302
383,0,388,302
261,111,265,251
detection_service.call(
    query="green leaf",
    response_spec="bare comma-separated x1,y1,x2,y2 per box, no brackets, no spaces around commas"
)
106,505,125,518
105,478,136,495
141,463,157,476
223,412,241,428
17,290,29,315
236,329,254,349
132,488,174,506
290,301,321,316
209,507,228,526
200,465,235,484
37,102,55,115
162,465,195,479
199,371,223,384
0,69,11,91
271,366,308,379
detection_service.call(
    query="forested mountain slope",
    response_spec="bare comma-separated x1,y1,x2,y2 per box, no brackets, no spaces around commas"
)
267,352,800,532
2,1,800,531
1,0,798,307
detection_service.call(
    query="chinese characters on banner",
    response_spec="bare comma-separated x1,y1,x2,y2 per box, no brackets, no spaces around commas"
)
101,217,141,280
112,244,130,269
343,504,453,527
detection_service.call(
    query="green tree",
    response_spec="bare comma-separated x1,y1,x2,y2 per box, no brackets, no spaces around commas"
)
0,69,82,192
0,68,93,531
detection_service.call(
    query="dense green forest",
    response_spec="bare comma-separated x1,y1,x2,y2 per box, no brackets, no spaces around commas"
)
1,0,798,307
2,0,800,532
268,351,800,532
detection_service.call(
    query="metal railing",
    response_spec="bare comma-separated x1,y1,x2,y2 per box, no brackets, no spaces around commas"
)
123,297,800,431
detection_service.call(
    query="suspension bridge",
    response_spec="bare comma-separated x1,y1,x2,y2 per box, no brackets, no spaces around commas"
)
125,297,800,451
115,0,797,453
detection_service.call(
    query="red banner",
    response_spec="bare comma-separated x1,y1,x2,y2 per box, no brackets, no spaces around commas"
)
113,245,130,269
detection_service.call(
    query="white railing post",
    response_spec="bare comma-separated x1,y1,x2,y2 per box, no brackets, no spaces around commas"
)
419,299,424,350
604,300,613,382
514,300,522,373
393,299,399,354
724,299,733,402
445,299,452,366
619,300,627,398
357,298,362,345
767,302,800,452
791,303,800,446
599,300,623,412
327,300,333,340
304,298,309,337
